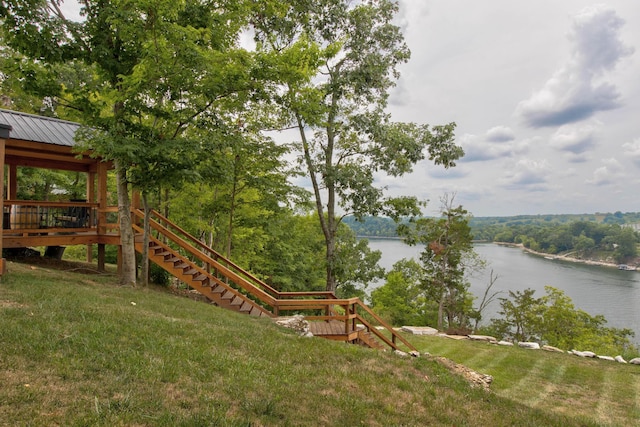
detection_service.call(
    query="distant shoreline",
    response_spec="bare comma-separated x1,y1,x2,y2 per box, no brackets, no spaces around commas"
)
495,242,632,270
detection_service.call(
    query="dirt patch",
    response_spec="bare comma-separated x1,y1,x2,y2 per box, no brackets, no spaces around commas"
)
0,300,27,309
7,256,110,275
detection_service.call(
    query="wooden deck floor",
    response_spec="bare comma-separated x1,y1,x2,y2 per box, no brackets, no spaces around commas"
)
309,320,351,336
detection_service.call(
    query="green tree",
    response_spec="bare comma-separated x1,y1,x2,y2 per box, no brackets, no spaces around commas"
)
493,288,543,342
253,0,462,292
613,227,638,263
399,196,481,331
370,258,433,326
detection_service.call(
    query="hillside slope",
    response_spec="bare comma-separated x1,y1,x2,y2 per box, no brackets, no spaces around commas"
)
0,260,616,426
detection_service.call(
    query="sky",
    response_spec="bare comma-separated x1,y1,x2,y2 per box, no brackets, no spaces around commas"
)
58,1,640,218
385,1,640,217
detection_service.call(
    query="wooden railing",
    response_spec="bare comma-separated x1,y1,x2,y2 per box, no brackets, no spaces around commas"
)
3,200,99,233
133,209,417,352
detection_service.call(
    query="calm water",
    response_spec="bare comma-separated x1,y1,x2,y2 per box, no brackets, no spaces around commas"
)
365,239,640,343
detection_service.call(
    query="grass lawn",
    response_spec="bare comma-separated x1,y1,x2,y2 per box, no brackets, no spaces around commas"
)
0,259,633,425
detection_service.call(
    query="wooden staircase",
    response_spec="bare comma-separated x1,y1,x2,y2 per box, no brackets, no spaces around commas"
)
132,209,417,353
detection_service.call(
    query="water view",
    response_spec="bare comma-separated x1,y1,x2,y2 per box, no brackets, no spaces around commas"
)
366,239,640,345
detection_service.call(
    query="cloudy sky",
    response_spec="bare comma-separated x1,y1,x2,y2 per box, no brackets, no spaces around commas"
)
384,0,640,217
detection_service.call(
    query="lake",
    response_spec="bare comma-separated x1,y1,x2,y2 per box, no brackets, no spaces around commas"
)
365,238,640,344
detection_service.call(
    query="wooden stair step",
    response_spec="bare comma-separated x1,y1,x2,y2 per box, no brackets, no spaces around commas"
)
230,296,244,306
239,301,253,312
210,285,227,294
192,273,208,282
249,306,263,316
220,291,234,300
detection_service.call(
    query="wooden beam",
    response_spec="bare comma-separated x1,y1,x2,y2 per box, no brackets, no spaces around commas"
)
0,124,9,274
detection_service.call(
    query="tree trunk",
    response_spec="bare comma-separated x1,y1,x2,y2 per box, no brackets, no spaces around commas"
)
116,162,137,286
140,192,151,286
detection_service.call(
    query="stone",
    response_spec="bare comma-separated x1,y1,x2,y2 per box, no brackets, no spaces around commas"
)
597,355,615,361
497,340,514,346
434,356,492,391
409,351,421,358
615,355,627,364
571,350,596,358
541,345,564,353
518,342,540,350
468,334,497,343
629,358,640,365
274,315,312,337
394,350,409,357
401,326,439,335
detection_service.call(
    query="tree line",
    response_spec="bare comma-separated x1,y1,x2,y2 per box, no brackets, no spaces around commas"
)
478,220,640,264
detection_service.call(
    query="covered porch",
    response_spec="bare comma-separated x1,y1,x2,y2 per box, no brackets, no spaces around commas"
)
0,109,120,274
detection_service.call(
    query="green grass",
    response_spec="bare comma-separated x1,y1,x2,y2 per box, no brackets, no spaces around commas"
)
412,335,640,426
0,260,633,425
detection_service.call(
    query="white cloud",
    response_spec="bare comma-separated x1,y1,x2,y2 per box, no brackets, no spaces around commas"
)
622,138,640,168
485,126,515,142
458,129,529,163
515,5,633,128
586,158,624,185
501,159,551,190
549,120,601,162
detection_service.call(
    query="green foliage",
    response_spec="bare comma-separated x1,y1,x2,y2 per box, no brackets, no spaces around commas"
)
397,198,482,332
370,258,435,326
15,167,86,200
481,218,640,263
253,0,461,291
488,286,637,357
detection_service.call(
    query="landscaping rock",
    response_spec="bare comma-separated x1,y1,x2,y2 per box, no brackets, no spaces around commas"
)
468,334,497,343
401,326,438,335
394,350,409,357
615,355,627,364
409,351,421,358
497,340,514,346
518,342,540,350
274,315,313,337
434,356,493,391
597,355,615,361
541,345,564,353
629,358,640,365
571,350,596,358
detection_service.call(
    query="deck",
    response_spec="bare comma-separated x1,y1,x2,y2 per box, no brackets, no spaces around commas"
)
308,320,361,342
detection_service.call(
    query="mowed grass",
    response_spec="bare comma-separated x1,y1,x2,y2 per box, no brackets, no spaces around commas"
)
0,260,628,426
412,335,640,426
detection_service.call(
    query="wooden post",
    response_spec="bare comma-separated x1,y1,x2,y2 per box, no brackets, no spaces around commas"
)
7,164,17,200
0,124,12,275
97,161,108,272
86,170,96,262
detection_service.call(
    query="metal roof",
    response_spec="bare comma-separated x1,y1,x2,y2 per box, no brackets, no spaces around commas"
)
0,108,80,147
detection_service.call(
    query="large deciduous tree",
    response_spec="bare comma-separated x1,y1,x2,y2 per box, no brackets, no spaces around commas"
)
254,0,463,292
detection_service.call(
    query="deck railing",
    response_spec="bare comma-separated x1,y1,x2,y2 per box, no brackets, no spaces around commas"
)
3,200,99,233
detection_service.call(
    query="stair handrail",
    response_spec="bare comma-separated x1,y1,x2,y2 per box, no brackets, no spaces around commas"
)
353,300,417,352
136,209,282,298
132,212,279,309
138,209,339,301
134,209,416,351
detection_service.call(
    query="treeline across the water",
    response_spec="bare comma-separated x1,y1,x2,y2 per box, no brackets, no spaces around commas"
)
345,212,640,263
